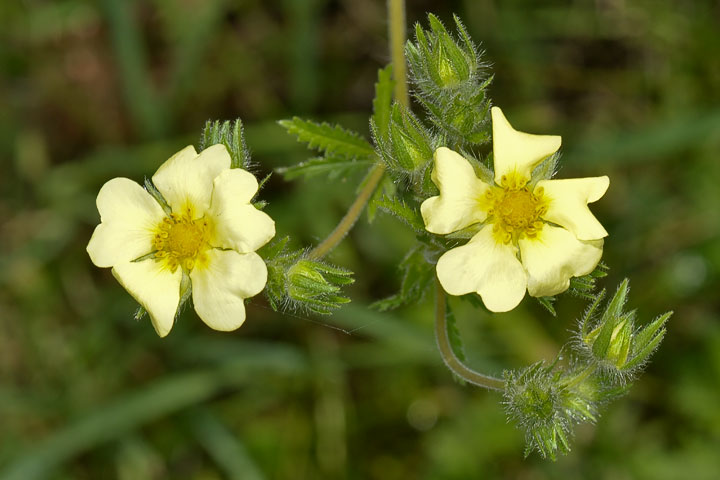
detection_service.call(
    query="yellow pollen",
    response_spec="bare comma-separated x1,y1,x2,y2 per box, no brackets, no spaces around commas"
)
488,186,547,243
153,213,211,272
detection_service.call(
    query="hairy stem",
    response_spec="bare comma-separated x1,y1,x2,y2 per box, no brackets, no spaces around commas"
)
308,0,410,259
435,278,505,391
388,0,410,107
307,165,385,260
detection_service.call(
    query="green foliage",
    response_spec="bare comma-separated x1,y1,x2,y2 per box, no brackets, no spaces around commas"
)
374,103,436,188
576,280,672,378
276,156,373,181
530,152,560,185
406,14,492,147
371,65,395,143
506,279,671,459
278,117,375,160
263,238,354,315
200,119,250,169
504,362,573,460
143,178,172,215
374,194,427,233
371,246,435,311
445,302,466,363
537,263,608,315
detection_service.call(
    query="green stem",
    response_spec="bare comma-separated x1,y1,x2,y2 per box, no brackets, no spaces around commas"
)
388,0,410,107
308,0,410,259
307,165,385,260
434,278,505,391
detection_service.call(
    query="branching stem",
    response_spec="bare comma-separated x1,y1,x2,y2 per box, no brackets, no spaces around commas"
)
307,165,385,259
434,278,505,391
308,0,410,259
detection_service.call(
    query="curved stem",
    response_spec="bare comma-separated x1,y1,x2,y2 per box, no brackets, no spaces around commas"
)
434,278,505,391
307,164,385,260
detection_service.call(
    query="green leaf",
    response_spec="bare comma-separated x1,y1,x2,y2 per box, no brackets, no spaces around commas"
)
372,65,394,142
366,175,396,223
445,302,466,362
375,195,426,233
276,156,373,181
536,296,557,317
371,246,434,311
278,117,375,159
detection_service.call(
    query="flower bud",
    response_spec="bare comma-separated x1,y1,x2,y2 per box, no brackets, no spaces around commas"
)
578,280,671,377
386,104,433,172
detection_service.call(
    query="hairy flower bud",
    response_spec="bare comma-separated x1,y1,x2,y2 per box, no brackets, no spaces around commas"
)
577,280,672,379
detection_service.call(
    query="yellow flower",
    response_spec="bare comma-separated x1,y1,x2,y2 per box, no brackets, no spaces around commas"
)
87,145,275,337
421,107,609,312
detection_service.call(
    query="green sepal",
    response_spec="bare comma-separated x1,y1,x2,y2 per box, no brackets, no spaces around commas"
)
372,65,394,143
621,311,672,371
144,178,172,215
200,118,250,169
592,280,629,358
530,152,560,185
263,238,355,315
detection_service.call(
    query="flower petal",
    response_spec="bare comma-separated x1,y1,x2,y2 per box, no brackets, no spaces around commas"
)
112,260,182,337
190,250,268,331
87,177,165,267
436,224,528,312
536,176,609,241
491,107,561,186
519,224,603,298
209,169,275,252
421,147,491,234
152,145,231,215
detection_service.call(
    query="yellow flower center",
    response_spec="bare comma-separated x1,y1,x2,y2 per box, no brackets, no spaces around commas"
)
153,212,212,272
486,185,547,244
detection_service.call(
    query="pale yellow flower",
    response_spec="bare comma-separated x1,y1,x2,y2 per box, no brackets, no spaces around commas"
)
87,145,275,337
421,107,609,312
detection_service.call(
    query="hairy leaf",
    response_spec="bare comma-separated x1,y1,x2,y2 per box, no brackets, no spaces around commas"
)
279,117,375,159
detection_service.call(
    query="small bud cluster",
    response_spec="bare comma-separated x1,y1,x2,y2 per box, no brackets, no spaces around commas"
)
504,279,671,459
405,14,492,147
263,238,354,315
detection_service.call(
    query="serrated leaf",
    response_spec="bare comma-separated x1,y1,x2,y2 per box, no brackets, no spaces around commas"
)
278,117,375,159
445,302,466,362
276,156,373,181
372,65,394,142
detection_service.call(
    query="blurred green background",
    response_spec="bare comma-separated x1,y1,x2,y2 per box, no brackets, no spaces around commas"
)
1,0,719,478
